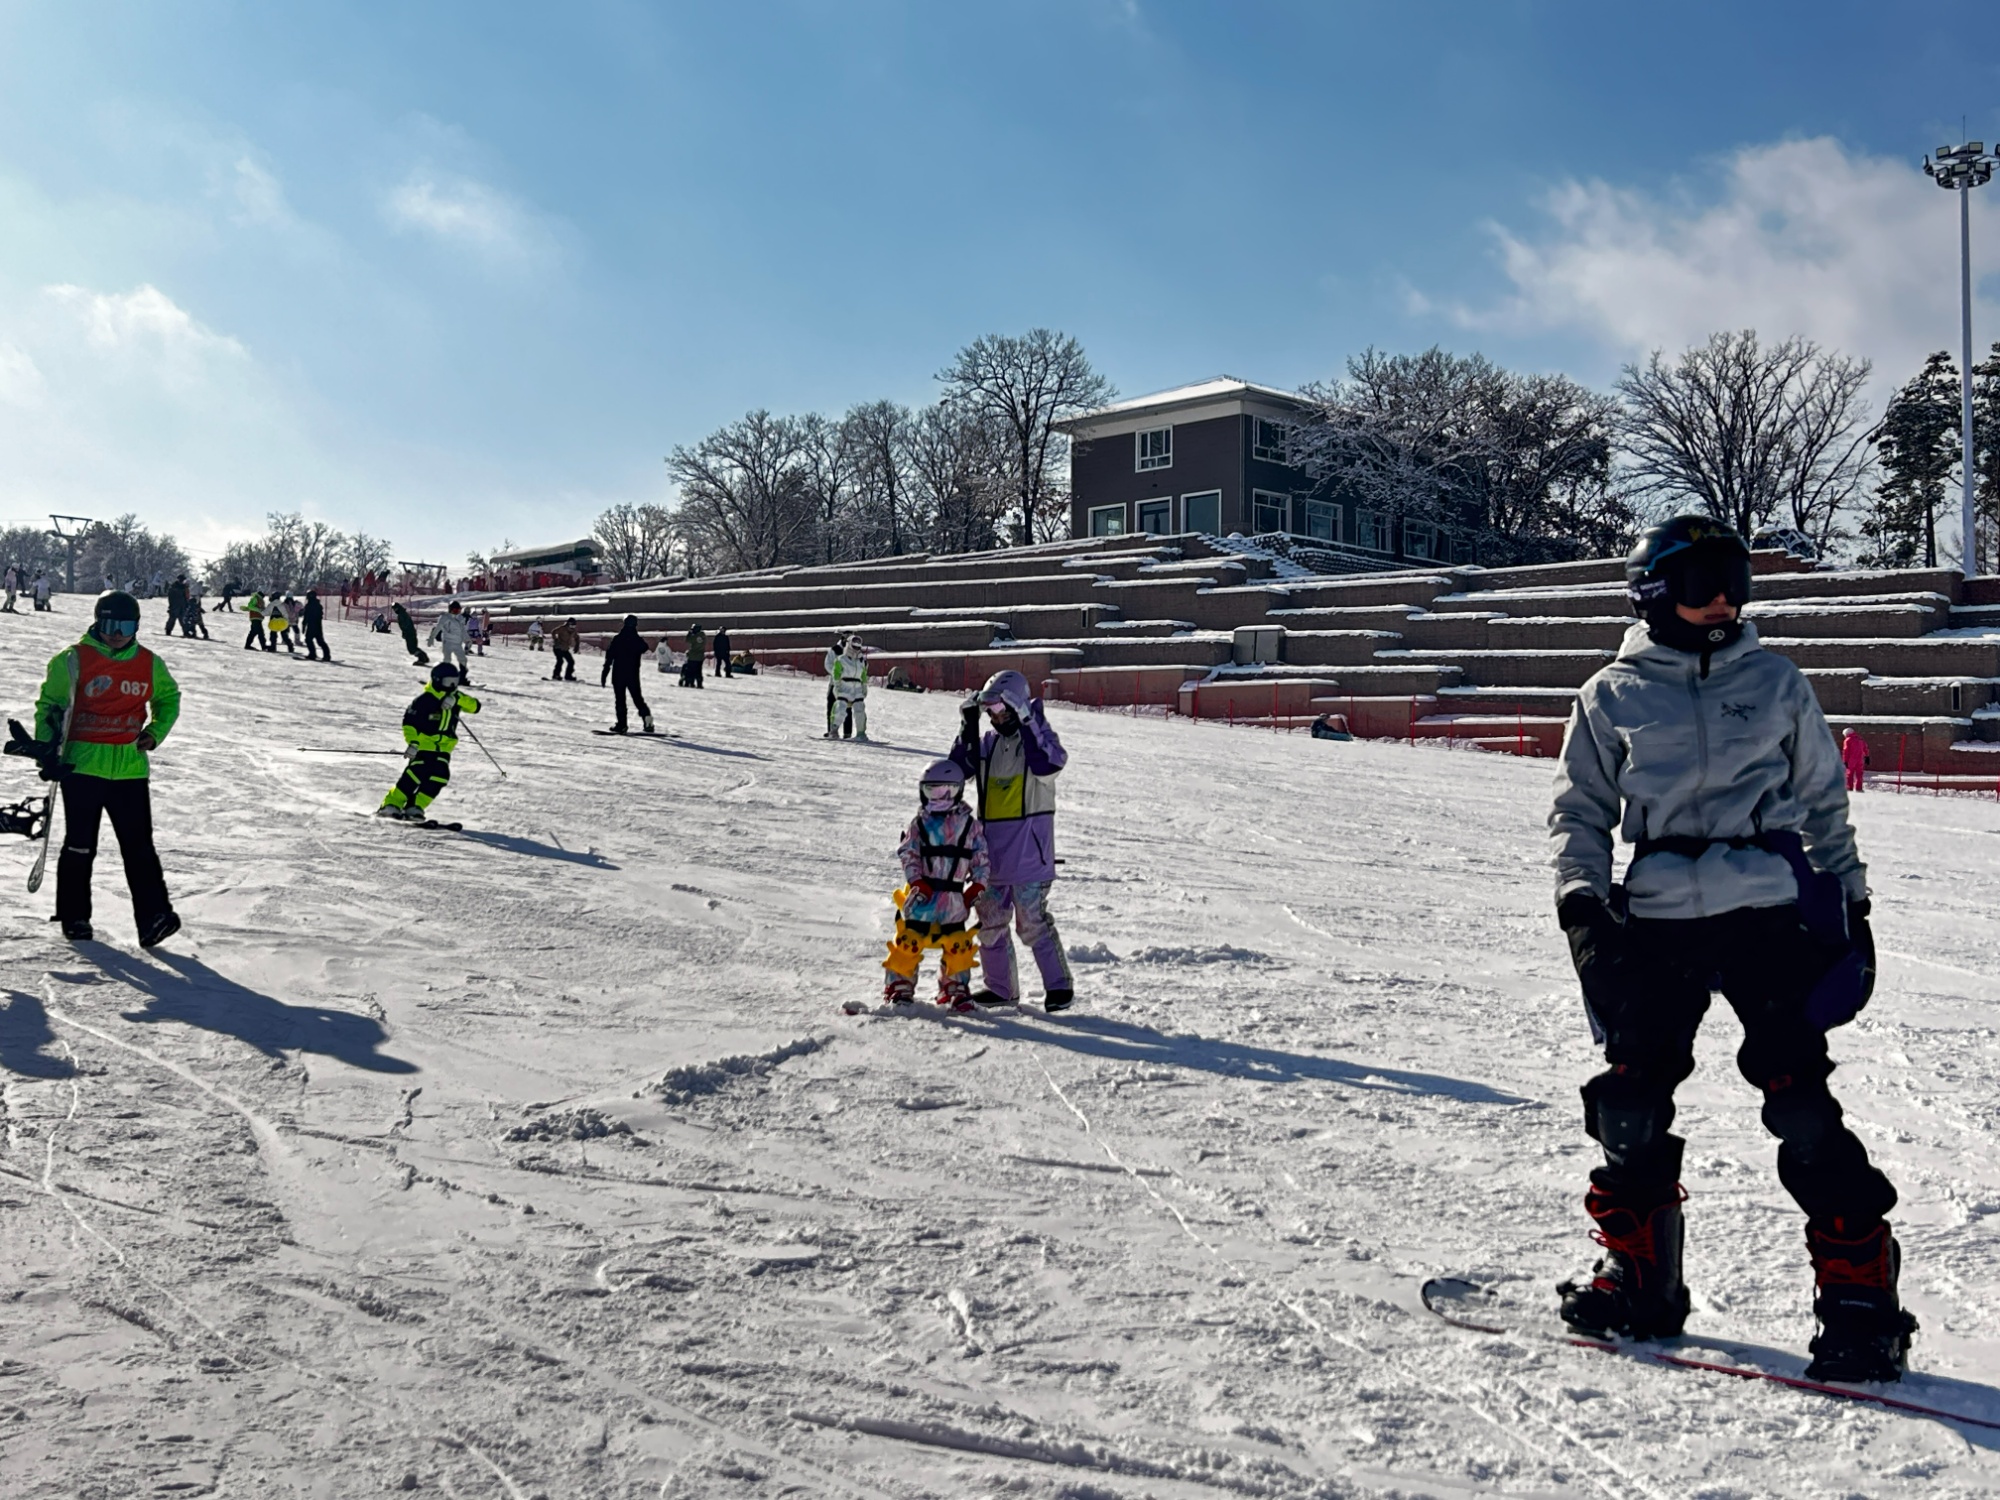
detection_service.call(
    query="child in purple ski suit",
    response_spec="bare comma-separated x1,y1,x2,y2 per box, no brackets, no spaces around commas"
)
950,669,1073,1012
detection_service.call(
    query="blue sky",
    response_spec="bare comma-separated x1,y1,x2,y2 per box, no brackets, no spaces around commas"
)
0,0,1995,564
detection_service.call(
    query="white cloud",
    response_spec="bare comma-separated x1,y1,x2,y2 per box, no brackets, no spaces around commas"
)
1436,137,2000,389
383,171,555,268
44,282,245,357
226,155,294,228
0,343,44,407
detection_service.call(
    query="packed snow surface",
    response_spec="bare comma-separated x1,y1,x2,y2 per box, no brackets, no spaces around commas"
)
6,604,2000,1498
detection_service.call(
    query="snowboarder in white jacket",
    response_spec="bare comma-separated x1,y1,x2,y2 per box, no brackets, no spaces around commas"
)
1549,515,1910,1383
825,635,869,741
428,602,471,678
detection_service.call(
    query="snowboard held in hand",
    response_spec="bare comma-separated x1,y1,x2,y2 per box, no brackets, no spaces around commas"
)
1420,1276,2000,1431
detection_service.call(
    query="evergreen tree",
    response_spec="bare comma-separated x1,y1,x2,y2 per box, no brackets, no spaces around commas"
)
1862,352,1958,568
1973,341,2000,575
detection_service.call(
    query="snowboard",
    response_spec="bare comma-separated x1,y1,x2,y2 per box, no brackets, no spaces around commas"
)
592,729,672,739
1420,1276,2000,1431
25,788,57,894
841,998,975,1018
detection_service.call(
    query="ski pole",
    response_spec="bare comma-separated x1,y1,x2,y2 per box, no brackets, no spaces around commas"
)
460,721,508,780
296,747,407,756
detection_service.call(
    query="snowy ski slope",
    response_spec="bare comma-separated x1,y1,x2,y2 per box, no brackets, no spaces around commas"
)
4,602,2000,1498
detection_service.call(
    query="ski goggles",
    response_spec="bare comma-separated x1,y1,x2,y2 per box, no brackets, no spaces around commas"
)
1629,543,1751,611
98,617,139,636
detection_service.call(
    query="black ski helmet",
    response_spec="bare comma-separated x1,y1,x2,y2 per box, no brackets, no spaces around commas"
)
430,661,463,690
92,589,141,640
1626,515,1752,624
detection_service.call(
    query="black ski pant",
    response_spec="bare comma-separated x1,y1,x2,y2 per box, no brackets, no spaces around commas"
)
611,678,650,730
401,631,429,665
387,751,451,813
244,617,266,649
714,644,730,678
185,608,209,639
56,774,172,929
163,605,183,635
551,648,575,680
303,622,330,660
1581,902,1896,1231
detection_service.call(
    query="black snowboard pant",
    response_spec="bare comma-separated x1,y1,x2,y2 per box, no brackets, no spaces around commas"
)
1582,903,1896,1230
163,605,184,635
713,644,730,678
244,617,266,649
303,621,330,660
551,648,575,680
56,774,172,929
401,631,429,665
611,678,650,730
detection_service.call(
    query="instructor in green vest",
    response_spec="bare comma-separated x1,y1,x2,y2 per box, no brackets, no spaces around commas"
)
33,589,183,946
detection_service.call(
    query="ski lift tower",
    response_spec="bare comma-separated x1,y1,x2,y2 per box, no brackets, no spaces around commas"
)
48,514,95,594
398,560,449,598
1923,141,1997,575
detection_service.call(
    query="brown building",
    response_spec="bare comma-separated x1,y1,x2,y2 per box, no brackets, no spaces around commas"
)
1058,376,1460,567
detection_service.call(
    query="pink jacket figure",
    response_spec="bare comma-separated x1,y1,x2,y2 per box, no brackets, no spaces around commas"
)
1841,728,1869,792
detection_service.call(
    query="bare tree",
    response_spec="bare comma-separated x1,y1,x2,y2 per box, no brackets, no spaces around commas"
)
591,504,676,582
797,412,864,565
205,512,346,590
77,514,192,591
343,532,394,580
1616,330,1873,550
844,400,916,557
904,403,1010,555
937,329,1113,546
665,411,816,573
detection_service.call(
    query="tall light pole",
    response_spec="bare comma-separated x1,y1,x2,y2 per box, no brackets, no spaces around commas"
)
1925,141,1996,576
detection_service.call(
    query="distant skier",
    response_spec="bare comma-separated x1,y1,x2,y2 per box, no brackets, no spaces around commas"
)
823,633,845,736
600,615,656,734
393,601,429,665
301,589,330,661
268,596,296,654
825,634,869,741
243,590,268,650
1841,727,1869,792
33,590,182,946
712,625,732,680
526,618,546,652
656,634,675,674
163,576,187,635
550,617,579,681
378,661,480,821
2,563,18,612
950,670,1072,1012
871,759,990,1013
33,572,51,610
182,582,210,640
219,580,239,612
681,623,707,688
1550,516,1910,1382
468,608,488,657
428,600,471,678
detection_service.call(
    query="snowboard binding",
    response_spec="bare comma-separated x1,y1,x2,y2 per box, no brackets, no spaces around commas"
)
0,796,48,840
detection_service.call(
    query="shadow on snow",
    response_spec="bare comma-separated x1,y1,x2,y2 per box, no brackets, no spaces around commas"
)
453,829,617,868
80,950,418,1075
0,989,76,1079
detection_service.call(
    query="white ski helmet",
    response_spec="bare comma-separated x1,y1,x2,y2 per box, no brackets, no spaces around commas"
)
977,669,1032,717
918,758,965,811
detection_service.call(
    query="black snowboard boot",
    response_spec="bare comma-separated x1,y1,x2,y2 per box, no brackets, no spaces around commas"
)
59,919,93,942
970,990,1013,1008
1043,988,1074,1013
139,911,182,950
1804,1219,1916,1383
1558,1180,1690,1339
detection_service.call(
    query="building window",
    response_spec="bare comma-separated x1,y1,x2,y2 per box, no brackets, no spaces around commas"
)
1403,519,1441,559
1087,504,1127,538
1356,510,1391,551
1294,498,1340,543
1135,426,1172,471
1252,489,1288,533
1450,535,1475,565
1182,491,1221,534
1251,417,1288,464
1137,498,1172,534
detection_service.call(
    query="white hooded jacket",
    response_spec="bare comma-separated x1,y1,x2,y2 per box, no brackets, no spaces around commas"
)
1550,621,1865,921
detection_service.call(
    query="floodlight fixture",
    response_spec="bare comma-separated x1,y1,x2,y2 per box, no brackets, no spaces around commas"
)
1924,141,2000,574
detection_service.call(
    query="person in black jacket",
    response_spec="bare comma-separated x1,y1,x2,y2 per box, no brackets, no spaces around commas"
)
301,589,331,661
599,615,655,734
712,625,732,680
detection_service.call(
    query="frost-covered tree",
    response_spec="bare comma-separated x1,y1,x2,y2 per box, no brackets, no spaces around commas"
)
76,514,193,593
207,512,353,590
937,329,1113,547
1859,351,1958,568
665,411,816,573
904,402,1010,555
1617,330,1873,552
843,400,917,558
0,524,72,587
591,504,676,581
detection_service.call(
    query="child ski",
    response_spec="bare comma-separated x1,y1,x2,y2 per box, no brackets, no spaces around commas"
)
848,759,989,1015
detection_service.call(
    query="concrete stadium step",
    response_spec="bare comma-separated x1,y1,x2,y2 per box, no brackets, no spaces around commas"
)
776,547,1178,590
1047,663,1212,708
490,604,919,635
1411,714,1567,756
1031,634,1232,668
1093,618,1197,638
1376,647,1614,688
1295,663,1467,695
1800,668,1869,715
589,572,1111,619
1092,578,1289,631
972,602,1127,638
1427,584,1628,618
1276,629,1408,666
1857,676,2000,717
1272,605,1496,650
1274,575,1457,610
1743,595,1952,638
1948,603,2000,628
1453,557,1630,591
1487,616,1630,650
1763,637,2000,677
1754,568,1965,603
1174,675,1346,719
1434,685,1581,719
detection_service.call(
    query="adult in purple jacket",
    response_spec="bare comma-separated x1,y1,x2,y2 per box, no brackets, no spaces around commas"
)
950,669,1074,1012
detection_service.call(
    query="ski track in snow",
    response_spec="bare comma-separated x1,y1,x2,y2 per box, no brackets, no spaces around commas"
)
4,607,2000,1497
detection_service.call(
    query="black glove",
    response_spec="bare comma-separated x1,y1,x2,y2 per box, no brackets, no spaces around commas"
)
1558,890,1630,1024
1848,897,1876,1006
960,698,982,745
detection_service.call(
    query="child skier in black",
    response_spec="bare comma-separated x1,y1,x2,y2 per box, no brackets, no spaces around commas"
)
864,759,989,1013
377,662,480,821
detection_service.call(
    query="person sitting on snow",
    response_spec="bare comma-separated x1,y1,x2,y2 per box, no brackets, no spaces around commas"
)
950,669,1071,1012
875,759,990,1013
378,661,481,821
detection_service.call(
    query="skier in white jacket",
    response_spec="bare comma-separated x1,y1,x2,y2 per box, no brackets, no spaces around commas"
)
428,601,471,678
